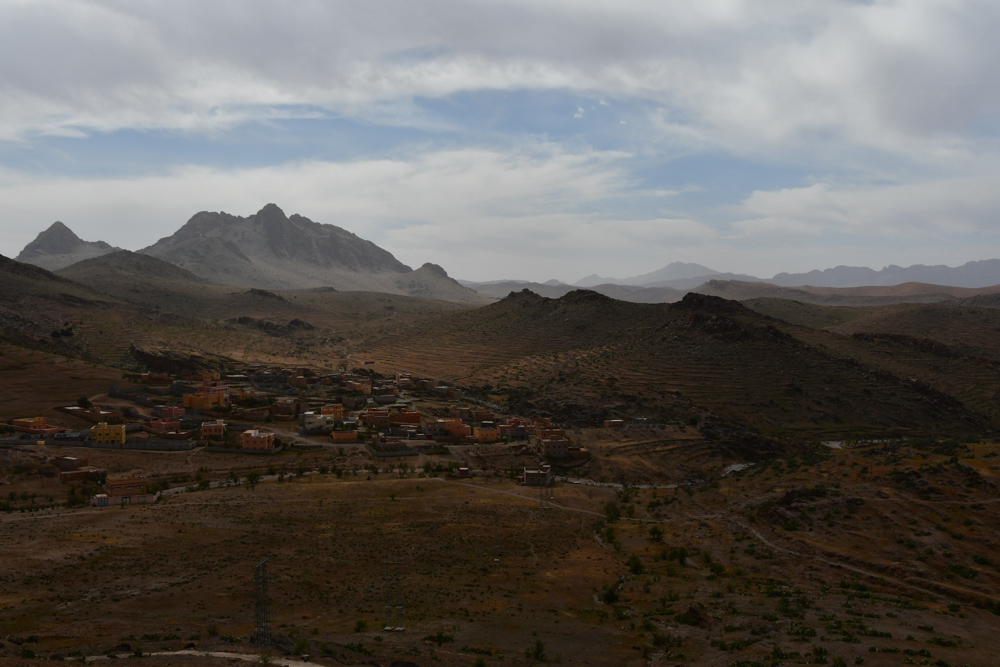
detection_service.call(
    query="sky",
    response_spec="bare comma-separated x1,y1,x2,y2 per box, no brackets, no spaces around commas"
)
2,0,1000,283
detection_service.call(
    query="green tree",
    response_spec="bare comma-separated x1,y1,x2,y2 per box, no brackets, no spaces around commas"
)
246,471,261,490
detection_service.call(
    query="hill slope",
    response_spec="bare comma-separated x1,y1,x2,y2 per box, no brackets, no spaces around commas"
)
15,221,119,271
355,289,994,438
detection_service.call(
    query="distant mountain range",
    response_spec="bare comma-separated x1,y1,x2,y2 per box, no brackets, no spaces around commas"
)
17,210,1000,305
569,260,1000,291
16,205,486,304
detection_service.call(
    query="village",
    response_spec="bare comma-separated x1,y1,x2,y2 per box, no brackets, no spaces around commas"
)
0,365,616,510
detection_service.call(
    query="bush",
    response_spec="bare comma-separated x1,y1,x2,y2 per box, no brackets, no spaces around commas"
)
423,632,454,646
525,639,546,661
628,554,645,575
293,639,310,655
354,619,368,633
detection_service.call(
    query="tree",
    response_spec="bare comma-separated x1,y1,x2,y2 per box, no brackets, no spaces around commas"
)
604,501,621,523
649,526,664,542
246,471,261,490
76,396,91,409
628,554,645,575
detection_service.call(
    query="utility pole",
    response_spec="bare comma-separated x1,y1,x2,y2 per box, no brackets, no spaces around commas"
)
494,513,500,562
253,558,272,646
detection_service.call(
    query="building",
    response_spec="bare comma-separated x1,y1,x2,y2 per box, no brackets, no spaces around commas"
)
302,412,338,432
474,424,499,443
540,437,570,458
90,422,126,444
239,429,274,451
12,417,62,435
145,418,181,434
603,419,625,429
52,456,87,472
183,392,228,410
390,410,422,426
361,408,391,430
523,466,553,487
140,372,169,384
103,470,147,497
200,420,226,440
320,404,344,418
441,418,470,438
155,405,185,419
330,430,360,442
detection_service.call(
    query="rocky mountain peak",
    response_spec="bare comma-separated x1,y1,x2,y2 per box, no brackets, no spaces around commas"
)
15,221,118,271
21,221,83,256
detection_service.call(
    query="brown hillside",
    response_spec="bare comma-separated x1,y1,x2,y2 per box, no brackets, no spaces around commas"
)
355,290,991,438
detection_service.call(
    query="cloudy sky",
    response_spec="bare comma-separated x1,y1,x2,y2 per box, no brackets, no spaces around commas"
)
2,0,999,282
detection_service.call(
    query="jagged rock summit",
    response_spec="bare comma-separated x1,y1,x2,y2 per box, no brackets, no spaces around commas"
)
16,221,119,271
138,204,485,302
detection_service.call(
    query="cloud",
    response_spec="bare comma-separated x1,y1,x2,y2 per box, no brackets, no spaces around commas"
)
1,0,997,165
734,169,1000,240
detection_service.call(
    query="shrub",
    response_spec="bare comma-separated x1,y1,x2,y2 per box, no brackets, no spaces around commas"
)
423,632,454,646
354,619,368,633
525,639,546,661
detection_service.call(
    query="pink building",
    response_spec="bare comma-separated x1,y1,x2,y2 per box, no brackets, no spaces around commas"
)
145,418,181,434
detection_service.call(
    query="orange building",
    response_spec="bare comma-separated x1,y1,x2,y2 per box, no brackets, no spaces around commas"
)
330,430,360,442
441,418,471,438
90,422,126,444
239,429,274,451
12,417,62,435
320,404,344,418
474,425,499,443
103,470,147,497
391,410,422,425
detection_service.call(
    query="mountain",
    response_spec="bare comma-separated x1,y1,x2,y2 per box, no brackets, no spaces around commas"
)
770,259,1000,288
138,203,486,303
574,262,725,287
55,250,218,311
15,221,119,271
695,279,1000,306
470,280,681,303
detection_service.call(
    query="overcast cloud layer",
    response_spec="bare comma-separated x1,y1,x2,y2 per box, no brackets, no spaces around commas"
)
2,0,999,281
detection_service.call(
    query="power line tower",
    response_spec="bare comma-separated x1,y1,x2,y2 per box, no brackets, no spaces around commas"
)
382,561,404,631
253,558,272,646
539,479,552,509
493,513,500,562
